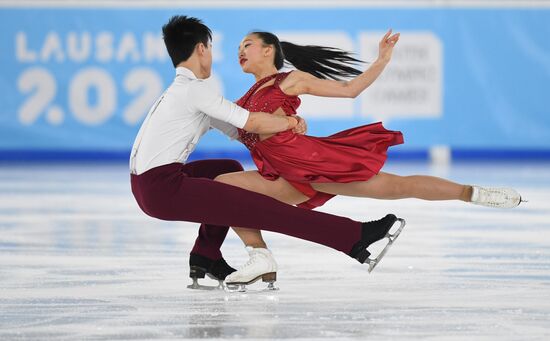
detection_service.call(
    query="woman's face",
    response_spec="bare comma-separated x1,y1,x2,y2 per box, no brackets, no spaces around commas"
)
238,34,273,74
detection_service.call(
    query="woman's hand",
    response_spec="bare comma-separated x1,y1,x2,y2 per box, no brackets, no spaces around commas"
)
378,29,400,64
273,109,306,134
259,108,307,141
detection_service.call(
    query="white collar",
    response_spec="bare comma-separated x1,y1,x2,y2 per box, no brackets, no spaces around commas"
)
176,66,198,79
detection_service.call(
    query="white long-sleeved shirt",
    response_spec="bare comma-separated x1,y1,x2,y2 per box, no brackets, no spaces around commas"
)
130,67,249,175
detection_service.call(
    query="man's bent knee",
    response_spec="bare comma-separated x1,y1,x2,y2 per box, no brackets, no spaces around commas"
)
219,159,244,173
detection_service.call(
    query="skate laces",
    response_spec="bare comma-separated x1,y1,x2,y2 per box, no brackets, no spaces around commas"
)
238,247,268,270
241,253,260,269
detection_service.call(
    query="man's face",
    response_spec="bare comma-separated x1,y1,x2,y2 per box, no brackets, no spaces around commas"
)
199,41,213,78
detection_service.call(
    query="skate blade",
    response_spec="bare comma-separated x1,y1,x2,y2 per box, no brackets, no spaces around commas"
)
187,278,224,291
225,274,279,293
224,282,279,293
367,218,406,273
519,197,528,204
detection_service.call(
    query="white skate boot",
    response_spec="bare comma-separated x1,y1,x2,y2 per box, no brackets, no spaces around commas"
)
225,247,278,293
470,185,523,208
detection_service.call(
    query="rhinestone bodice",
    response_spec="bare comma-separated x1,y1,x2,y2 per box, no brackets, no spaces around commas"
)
236,72,301,150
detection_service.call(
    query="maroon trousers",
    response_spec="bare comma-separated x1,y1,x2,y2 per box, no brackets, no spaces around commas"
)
130,160,362,260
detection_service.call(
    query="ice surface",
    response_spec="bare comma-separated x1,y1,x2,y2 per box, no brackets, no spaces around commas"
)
1,162,549,340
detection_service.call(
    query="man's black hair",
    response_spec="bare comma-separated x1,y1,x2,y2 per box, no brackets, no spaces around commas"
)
162,15,212,67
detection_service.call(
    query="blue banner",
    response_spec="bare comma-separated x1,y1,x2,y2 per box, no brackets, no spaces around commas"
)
0,7,549,160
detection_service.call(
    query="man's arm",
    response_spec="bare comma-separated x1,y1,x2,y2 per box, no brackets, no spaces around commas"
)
190,81,297,134
210,118,239,140
211,114,306,141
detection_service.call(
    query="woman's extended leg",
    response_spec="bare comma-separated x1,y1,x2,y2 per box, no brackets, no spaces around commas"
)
311,172,473,201
214,170,469,247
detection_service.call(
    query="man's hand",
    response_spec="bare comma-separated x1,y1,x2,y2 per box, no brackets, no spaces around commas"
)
292,116,307,135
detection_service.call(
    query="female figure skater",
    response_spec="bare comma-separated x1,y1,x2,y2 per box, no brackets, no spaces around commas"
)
217,29,522,289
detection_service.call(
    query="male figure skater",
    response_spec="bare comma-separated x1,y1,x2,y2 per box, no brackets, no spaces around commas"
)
130,15,403,290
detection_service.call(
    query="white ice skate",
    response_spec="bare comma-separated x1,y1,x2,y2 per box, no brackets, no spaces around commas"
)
225,247,278,293
470,185,524,209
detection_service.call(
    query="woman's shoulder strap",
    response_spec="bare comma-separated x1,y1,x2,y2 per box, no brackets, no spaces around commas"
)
274,71,294,86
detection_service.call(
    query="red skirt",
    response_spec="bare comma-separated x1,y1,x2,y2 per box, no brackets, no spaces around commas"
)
250,122,404,209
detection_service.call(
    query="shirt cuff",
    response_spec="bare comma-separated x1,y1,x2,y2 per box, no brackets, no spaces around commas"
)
233,107,250,129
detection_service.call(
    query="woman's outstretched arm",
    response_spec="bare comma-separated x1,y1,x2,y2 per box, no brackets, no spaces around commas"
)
282,29,400,98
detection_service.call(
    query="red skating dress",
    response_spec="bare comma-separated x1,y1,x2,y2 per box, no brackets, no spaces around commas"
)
236,72,404,209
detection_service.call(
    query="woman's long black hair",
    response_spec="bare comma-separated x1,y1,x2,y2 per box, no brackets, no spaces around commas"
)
251,31,364,80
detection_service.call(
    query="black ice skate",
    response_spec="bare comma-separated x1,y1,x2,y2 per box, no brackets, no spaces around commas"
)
187,253,236,290
349,214,406,273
